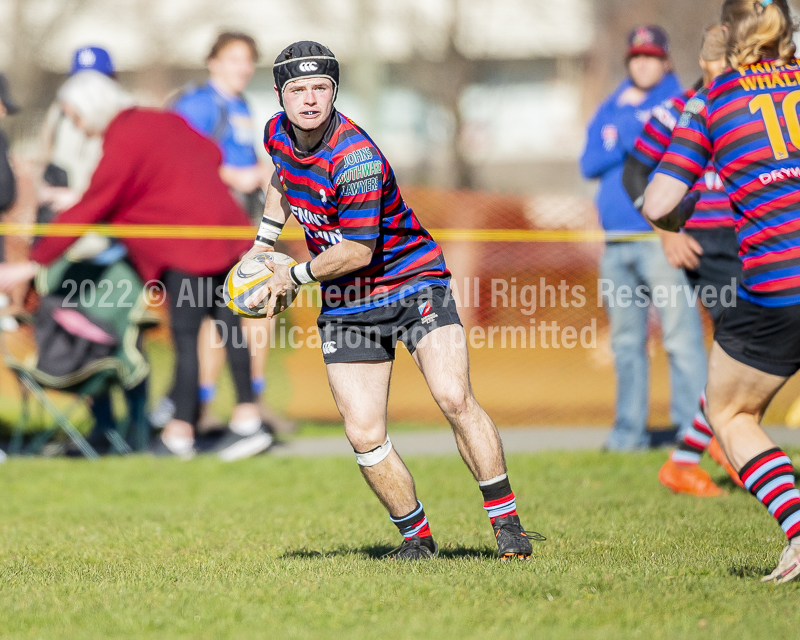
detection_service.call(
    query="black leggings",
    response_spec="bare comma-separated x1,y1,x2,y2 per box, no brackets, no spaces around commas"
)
163,270,253,424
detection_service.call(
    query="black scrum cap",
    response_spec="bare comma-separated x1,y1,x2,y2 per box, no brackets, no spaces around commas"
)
273,41,339,105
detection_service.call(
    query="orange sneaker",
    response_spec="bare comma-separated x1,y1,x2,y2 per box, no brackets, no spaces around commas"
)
658,458,725,497
707,437,745,489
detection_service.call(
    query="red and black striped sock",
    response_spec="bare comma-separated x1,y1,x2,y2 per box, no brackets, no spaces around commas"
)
670,392,713,465
479,474,518,524
390,501,432,539
740,447,800,541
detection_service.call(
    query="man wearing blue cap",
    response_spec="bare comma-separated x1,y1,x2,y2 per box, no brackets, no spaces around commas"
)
580,26,707,452
39,46,117,214
71,46,116,78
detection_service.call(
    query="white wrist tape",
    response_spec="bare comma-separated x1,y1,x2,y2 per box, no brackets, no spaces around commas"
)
255,216,285,247
355,436,393,467
289,261,317,286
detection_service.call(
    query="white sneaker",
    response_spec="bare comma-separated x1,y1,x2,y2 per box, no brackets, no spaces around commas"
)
150,433,196,460
212,426,274,462
762,538,800,584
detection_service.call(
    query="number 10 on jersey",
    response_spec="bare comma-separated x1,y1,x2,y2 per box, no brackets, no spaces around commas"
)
750,91,800,161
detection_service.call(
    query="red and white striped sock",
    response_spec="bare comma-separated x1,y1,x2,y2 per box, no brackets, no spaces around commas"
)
740,448,800,541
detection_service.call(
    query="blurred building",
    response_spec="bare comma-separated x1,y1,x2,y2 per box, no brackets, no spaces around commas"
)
0,0,723,196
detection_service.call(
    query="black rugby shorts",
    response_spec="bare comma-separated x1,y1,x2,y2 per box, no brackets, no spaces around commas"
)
715,296,800,376
316,284,462,364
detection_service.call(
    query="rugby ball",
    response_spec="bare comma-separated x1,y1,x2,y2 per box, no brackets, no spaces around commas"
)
224,251,298,318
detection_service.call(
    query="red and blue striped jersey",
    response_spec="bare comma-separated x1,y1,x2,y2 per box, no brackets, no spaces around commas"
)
632,86,734,229
657,59,800,307
265,111,449,314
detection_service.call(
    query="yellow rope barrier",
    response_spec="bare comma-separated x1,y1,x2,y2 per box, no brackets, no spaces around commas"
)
0,223,658,243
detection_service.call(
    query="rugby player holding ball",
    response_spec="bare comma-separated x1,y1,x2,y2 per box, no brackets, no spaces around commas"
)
244,41,543,560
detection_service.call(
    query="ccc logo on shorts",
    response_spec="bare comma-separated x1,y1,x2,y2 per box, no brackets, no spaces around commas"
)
322,341,338,355
298,61,319,72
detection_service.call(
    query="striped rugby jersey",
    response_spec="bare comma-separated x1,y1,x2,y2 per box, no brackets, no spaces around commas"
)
656,59,800,307
632,84,734,229
265,110,449,314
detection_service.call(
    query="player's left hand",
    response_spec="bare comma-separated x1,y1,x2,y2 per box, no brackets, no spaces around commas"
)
244,262,296,318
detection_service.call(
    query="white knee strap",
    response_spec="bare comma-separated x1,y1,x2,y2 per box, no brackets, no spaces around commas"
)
355,437,393,467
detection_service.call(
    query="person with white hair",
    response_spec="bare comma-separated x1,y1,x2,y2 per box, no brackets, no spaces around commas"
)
38,47,118,216
56,69,134,136
0,70,273,460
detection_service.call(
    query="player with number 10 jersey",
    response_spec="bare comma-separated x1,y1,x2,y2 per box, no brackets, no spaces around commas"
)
659,58,800,308
646,0,800,586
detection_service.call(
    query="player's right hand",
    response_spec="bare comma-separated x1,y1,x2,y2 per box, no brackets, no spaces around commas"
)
241,244,275,261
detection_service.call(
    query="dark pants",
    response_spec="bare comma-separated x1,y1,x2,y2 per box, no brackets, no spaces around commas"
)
163,270,253,425
684,227,742,326
89,381,149,451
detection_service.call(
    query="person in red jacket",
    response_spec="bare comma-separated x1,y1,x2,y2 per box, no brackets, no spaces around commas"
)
0,70,271,460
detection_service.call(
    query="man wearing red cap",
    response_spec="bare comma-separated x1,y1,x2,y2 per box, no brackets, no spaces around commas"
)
580,26,707,452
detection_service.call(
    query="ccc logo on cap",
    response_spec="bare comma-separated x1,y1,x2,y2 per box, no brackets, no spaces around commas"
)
298,61,319,72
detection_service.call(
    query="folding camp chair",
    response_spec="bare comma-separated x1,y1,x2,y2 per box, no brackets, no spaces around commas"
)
0,244,155,458
1,323,146,458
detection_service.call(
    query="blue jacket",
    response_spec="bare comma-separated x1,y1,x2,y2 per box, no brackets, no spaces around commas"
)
580,74,682,233
173,82,259,169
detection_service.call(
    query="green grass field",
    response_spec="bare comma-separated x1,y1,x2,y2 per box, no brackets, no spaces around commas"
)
1,449,799,639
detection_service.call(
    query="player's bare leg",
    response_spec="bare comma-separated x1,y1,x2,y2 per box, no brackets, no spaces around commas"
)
327,360,434,559
704,343,800,584
328,360,416,513
412,324,544,558
411,325,504,481
704,343,784,469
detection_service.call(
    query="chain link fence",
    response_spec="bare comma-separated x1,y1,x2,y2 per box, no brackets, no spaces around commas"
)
3,186,800,432
263,188,800,427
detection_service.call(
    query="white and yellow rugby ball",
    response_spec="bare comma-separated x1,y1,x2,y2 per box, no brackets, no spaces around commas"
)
224,251,297,318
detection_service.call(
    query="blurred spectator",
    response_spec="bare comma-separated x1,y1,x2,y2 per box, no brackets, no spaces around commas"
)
0,71,272,460
0,73,19,265
71,46,116,77
0,73,19,329
173,32,270,218
38,46,117,221
171,32,292,434
580,26,706,451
